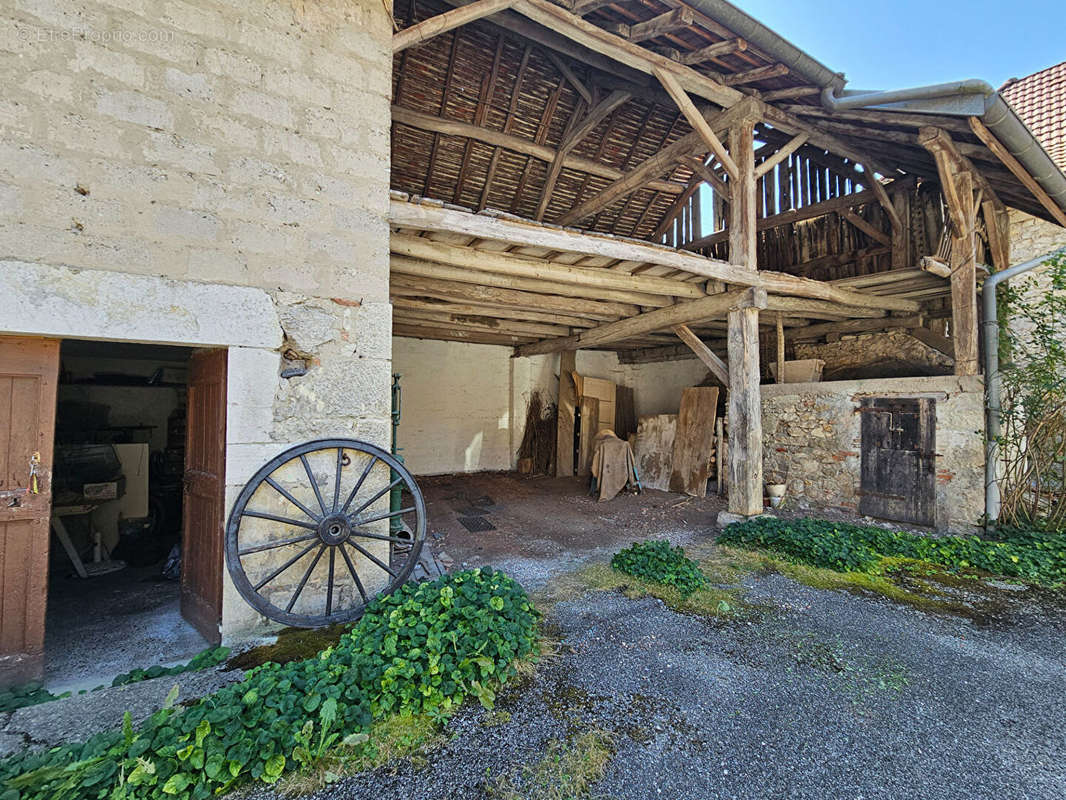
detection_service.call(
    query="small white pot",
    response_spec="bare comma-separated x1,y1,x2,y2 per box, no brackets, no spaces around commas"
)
765,483,787,498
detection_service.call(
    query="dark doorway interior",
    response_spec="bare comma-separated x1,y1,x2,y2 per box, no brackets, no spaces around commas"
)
46,340,209,690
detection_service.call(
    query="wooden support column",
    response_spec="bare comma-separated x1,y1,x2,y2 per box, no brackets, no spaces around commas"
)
775,313,785,383
556,350,576,476
920,127,980,376
726,115,764,516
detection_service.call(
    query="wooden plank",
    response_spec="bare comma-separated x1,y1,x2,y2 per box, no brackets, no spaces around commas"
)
392,106,685,196
556,351,577,476
672,324,728,385
983,200,1011,271
515,288,767,356
634,414,678,491
393,0,517,52
654,66,739,179
775,313,785,383
392,297,596,328
577,396,598,476
510,0,743,107
669,387,719,497
394,323,534,346
968,117,1066,227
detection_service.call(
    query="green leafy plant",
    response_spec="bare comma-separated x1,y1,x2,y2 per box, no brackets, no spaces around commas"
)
0,569,539,800
718,516,1066,587
111,647,230,688
995,251,1066,530
610,540,708,597
0,683,68,714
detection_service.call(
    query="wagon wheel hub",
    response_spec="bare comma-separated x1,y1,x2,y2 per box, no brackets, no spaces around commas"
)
318,514,352,546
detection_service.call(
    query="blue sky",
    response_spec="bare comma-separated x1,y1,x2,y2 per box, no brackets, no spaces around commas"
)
736,0,1063,89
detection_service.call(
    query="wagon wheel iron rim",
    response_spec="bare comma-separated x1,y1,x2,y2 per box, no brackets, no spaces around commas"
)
225,438,427,628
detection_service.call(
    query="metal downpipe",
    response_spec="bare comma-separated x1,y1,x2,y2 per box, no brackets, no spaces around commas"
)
981,247,1066,526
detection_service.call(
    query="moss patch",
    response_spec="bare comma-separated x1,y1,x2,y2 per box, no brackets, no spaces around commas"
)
486,726,615,800
576,563,750,620
225,624,352,670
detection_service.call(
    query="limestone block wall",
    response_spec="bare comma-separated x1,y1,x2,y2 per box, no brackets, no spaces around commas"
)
0,0,395,639
761,376,985,533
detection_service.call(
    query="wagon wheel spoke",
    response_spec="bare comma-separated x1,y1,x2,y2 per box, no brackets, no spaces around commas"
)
325,547,336,616
301,454,328,517
332,448,344,512
353,506,416,528
241,511,318,531
349,477,403,518
340,456,379,514
265,476,322,522
239,532,317,556
253,541,318,591
286,545,327,613
339,542,369,604
346,541,399,578
348,528,416,545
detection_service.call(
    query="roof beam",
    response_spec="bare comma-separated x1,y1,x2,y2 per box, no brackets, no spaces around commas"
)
558,97,761,224
392,106,684,195
654,66,739,179
510,0,743,107
721,63,789,86
516,288,766,356
390,197,920,311
391,234,708,299
754,132,808,178
677,37,747,66
545,50,592,104
967,117,1066,227
393,0,518,52
628,8,696,43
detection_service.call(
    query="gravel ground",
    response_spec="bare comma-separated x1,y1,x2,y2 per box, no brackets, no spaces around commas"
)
244,560,1066,800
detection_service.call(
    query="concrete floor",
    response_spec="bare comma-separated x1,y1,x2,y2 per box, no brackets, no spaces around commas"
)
45,564,209,692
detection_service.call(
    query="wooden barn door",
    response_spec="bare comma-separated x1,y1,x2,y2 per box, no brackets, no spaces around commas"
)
182,349,227,644
0,336,59,686
859,398,936,526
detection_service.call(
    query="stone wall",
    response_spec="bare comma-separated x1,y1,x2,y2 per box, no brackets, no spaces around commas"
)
794,329,953,380
761,376,985,532
0,0,394,639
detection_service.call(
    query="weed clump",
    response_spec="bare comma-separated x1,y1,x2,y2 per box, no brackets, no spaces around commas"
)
610,540,707,597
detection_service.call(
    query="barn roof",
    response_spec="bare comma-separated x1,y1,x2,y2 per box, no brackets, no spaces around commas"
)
1002,61,1066,173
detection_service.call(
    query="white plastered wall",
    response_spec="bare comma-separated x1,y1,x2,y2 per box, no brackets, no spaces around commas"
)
392,337,714,475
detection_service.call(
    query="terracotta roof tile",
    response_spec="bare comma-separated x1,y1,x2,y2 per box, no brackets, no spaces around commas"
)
1001,61,1066,173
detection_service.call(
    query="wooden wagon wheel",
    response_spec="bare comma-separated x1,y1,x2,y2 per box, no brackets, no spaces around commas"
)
225,439,426,628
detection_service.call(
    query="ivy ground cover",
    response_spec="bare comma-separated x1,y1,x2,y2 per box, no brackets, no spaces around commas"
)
0,568,539,800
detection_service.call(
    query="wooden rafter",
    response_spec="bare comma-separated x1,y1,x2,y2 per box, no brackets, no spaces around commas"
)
721,63,789,86
393,106,684,195
677,37,747,66
480,43,531,210
512,75,567,212
535,89,631,221
653,66,739,178
393,0,518,52
967,117,1066,227
839,208,892,247
628,8,696,43
454,32,506,203
672,324,728,384
754,133,808,179
545,50,592,104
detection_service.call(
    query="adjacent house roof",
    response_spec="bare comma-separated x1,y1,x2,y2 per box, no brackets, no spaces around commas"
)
1001,61,1066,173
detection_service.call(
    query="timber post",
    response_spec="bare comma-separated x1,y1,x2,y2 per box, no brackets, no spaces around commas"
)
726,115,765,516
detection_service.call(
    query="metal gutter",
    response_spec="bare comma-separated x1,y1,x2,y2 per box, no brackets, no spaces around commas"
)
981,246,1066,524
679,3,1066,219
685,0,843,92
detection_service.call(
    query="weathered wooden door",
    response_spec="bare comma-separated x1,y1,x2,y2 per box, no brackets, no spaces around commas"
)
182,349,227,644
0,337,59,686
859,398,936,526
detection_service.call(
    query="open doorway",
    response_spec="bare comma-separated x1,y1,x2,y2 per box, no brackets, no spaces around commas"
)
43,341,226,689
